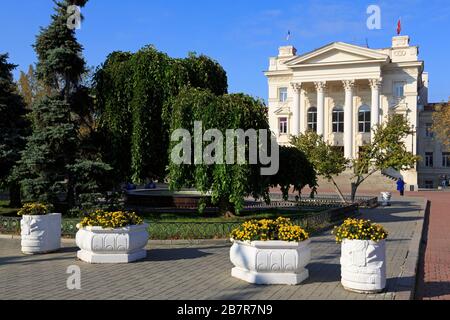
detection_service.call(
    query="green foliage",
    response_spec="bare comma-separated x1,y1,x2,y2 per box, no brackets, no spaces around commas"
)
0,53,30,206
291,131,348,180
14,97,77,204
65,159,120,216
34,0,88,97
353,114,419,177
93,51,134,182
181,52,228,96
94,47,228,184
168,88,272,215
16,0,115,213
292,116,418,201
271,146,317,200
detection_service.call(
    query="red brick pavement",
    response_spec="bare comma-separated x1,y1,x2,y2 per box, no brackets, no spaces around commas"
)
270,186,450,300
412,191,450,300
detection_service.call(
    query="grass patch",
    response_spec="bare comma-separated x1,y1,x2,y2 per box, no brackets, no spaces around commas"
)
141,209,322,223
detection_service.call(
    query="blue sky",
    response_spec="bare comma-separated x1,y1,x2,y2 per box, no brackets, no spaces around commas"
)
0,0,449,102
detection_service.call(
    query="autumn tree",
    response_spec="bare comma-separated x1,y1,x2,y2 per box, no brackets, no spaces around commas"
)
432,101,450,149
17,65,51,109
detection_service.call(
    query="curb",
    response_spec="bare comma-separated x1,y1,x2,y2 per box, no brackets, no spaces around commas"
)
0,234,231,247
394,198,430,300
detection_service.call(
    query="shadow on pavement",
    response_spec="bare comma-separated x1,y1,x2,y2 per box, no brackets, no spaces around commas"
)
142,247,214,262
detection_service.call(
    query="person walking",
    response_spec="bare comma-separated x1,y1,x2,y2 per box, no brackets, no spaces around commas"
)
397,178,406,196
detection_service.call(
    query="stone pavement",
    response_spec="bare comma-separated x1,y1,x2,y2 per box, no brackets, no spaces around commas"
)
0,197,426,300
412,191,450,300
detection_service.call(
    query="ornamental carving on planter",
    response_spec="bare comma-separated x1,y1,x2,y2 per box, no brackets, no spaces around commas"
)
18,203,61,255
333,218,388,294
76,210,149,264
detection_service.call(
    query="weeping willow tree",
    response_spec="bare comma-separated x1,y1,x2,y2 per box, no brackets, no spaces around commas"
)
94,47,228,183
167,88,275,216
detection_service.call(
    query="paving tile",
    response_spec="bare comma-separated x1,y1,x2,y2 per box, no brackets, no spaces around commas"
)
0,197,425,300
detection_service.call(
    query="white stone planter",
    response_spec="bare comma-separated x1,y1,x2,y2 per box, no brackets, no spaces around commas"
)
76,224,149,264
381,192,392,206
340,239,387,293
230,239,311,285
20,213,61,254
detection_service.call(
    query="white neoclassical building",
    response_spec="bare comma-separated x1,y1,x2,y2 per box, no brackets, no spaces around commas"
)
265,35,449,190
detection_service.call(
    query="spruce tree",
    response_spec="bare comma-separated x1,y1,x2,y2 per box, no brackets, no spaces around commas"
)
0,54,29,207
16,0,112,213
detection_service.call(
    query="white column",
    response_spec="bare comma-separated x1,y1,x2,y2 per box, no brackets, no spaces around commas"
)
290,83,301,136
299,87,307,133
314,81,326,136
369,78,382,141
343,80,355,159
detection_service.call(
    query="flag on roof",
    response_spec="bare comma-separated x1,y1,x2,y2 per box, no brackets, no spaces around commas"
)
397,18,402,35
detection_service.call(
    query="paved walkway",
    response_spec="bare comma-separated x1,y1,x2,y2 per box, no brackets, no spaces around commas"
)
0,197,425,300
412,191,450,300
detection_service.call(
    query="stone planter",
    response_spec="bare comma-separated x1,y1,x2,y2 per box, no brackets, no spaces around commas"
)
20,213,61,254
230,239,311,285
381,192,392,206
340,239,386,294
76,224,149,264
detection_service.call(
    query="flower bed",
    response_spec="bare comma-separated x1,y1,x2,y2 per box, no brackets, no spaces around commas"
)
229,218,311,285
76,210,148,264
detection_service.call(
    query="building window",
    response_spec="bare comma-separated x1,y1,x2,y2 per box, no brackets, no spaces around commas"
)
425,123,434,138
425,152,434,167
358,105,371,133
279,87,288,103
332,107,344,133
443,152,450,167
307,107,317,132
394,82,405,98
279,117,288,134
425,180,434,189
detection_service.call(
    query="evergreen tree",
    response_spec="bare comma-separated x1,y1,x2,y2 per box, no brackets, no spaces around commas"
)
34,0,87,100
0,54,29,207
14,97,77,204
16,0,113,213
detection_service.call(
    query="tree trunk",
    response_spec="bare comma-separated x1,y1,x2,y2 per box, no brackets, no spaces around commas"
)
331,178,348,204
351,182,358,203
219,198,236,218
9,182,22,208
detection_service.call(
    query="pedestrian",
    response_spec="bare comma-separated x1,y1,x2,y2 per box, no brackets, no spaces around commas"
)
397,178,406,197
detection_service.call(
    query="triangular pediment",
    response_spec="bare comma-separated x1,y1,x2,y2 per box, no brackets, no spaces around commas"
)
285,42,389,67
274,105,291,115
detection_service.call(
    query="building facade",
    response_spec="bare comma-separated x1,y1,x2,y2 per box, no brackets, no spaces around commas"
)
265,35,449,190
417,104,450,188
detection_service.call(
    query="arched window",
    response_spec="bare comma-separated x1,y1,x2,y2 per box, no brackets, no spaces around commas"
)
358,105,371,133
332,107,344,133
307,107,317,132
